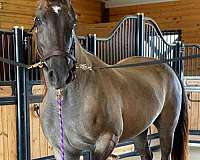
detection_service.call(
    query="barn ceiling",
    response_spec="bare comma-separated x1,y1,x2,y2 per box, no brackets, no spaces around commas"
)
102,0,178,8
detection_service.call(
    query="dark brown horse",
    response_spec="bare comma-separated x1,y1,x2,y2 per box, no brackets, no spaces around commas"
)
35,0,188,160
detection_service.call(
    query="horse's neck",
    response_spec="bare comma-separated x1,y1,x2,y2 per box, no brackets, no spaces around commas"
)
74,35,107,68
43,35,109,106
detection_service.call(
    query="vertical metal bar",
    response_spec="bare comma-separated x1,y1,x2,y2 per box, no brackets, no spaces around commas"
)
130,19,133,56
86,34,96,55
114,32,117,64
136,13,144,56
155,34,160,58
7,35,11,80
147,24,150,57
158,37,160,59
162,39,164,60
93,34,97,56
96,41,99,58
117,28,120,62
110,38,113,64
119,25,122,61
179,42,184,79
86,35,89,52
125,19,128,59
122,21,125,59
101,41,103,61
13,34,16,81
152,26,155,58
107,41,109,64
14,26,30,160
113,36,116,64
2,33,6,81
102,41,104,62
127,19,130,58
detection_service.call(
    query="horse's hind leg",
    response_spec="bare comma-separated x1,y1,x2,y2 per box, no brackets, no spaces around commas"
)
133,129,153,160
93,133,119,160
154,103,181,160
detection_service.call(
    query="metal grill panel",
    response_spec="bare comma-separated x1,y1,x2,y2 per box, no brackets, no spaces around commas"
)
96,16,138,64
0,30,16,82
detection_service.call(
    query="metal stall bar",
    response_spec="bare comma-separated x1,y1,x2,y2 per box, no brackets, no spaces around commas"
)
14,26,31,160
135,13,144,56
86,34,97,56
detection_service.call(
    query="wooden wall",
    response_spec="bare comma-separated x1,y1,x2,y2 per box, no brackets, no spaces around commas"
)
0,0,103,30
76,22,117,37
0,85,54,160
30,85,54,159
109,0,200,43
0,87,17,160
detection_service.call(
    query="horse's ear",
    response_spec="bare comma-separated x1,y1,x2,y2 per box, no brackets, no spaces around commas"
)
38,0,49,9
61,0,71,7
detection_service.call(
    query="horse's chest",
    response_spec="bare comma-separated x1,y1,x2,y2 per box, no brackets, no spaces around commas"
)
40,109,61,144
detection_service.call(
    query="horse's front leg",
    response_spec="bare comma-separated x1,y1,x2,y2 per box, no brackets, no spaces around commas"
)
93,133,119,160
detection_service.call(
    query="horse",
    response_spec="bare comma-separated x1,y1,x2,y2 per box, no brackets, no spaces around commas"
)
35,0,189,160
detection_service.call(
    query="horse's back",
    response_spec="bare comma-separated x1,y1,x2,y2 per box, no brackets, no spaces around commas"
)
117,56,156,64
116,56,177,82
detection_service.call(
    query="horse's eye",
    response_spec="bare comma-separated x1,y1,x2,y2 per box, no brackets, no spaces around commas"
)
35,17,42,26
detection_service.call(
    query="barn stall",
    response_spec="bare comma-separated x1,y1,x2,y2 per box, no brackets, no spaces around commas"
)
0,0,200,160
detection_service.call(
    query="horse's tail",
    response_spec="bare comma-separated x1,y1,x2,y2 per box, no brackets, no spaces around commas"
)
172,80,189,160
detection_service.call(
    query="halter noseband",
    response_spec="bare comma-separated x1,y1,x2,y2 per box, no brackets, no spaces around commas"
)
38,49,76,63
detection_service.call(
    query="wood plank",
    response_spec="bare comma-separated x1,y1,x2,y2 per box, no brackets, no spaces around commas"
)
189,93,199,130
77,22,117,37
197,93,200,130
30,85,54,158
7,105,17,160
0,106,4,160
31,103,41,159
32,85,46,96
2,106,8,160
30,104,33,159
0,86,12,97
31,85,50,158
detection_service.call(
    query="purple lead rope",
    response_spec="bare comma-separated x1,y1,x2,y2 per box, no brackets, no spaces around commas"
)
57,90,65,160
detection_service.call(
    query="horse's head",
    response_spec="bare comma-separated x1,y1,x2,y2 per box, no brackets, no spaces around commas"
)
35,0,77,89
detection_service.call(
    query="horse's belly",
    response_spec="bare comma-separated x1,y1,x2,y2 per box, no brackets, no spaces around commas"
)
120,121,152,141
119,103,162,141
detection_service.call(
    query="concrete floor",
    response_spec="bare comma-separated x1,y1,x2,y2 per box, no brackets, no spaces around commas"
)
122,146,200,160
